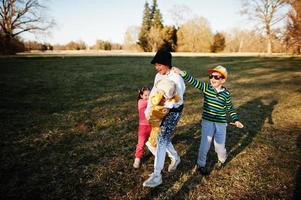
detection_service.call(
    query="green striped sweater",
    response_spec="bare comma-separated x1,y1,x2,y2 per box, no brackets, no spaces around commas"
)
181,71,239,123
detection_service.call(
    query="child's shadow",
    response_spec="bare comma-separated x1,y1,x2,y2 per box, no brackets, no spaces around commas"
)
219,96,278,169
168,96,278,199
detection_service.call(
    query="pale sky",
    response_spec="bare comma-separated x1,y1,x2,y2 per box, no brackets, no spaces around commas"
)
24,0,247,45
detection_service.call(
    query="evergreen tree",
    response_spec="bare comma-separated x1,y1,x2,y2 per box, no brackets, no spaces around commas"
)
211,32,226,53
138,2,152,51
138,0,168,52
149,0,164,51
161,26,177,51
152,9,163,29
150,0,158,19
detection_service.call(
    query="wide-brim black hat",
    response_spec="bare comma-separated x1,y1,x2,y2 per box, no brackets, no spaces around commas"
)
150,49,172,67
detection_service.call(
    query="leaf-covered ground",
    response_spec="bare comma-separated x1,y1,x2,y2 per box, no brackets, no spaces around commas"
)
0,56,300,199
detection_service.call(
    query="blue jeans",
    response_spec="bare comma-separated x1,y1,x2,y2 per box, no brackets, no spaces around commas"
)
197,119,227,167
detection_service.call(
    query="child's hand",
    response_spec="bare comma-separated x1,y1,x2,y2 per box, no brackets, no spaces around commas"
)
234,121,244,128
230,121,244,128
172,66,182,75
145,112,150,120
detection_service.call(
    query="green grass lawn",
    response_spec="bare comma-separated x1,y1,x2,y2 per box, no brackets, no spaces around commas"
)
0,56,301,199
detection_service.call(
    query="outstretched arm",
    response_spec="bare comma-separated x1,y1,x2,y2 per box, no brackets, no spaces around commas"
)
172,66,205,91
226,95,244,128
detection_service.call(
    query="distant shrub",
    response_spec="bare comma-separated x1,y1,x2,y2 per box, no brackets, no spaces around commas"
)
91,40,122,50
24,41,53,52
0,36,25,55
211,33,225,53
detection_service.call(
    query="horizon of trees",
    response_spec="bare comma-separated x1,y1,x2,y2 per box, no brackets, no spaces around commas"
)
1,0,300,54
129,0,300,54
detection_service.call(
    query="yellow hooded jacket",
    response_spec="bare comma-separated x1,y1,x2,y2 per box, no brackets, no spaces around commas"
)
147,79,179,147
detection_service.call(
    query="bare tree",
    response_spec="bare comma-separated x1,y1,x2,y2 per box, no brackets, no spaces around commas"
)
177,16,213,52
241,0,288,53
123,26,140,51
0,0,53,39
169,4,193,28
285,0,301,53
224,28,267,52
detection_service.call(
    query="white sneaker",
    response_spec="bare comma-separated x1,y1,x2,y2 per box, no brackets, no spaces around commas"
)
143,173,162,187
133,157,140,169
168,155,181,172
146,141,156,156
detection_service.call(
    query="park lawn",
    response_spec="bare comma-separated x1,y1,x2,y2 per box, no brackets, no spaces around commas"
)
0,55,300,199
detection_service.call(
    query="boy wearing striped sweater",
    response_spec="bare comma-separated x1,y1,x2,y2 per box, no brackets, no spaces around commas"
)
172,65,243,175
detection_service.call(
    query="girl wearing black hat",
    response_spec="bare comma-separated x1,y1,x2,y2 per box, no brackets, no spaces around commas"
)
143,49,186,187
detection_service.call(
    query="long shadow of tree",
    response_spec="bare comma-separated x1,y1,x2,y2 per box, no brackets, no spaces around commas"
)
154,96,278,199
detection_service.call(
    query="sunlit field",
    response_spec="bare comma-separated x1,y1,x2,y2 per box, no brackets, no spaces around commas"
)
0,56,300,199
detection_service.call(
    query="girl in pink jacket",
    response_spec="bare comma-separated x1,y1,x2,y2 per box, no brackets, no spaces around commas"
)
133,87,151,168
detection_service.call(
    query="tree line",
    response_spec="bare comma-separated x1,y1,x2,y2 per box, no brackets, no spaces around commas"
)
127,0,300,54
1,0,300,55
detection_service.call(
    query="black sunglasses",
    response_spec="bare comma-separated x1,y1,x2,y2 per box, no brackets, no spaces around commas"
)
209,74,224,80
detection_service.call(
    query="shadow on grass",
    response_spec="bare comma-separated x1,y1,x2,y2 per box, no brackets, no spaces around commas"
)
222,96,277,168
293,134,301,200
0,95,279,199
143,96,278,199
2,56,300,199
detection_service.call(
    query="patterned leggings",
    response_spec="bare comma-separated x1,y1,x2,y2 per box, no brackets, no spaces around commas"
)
154,110,182,174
